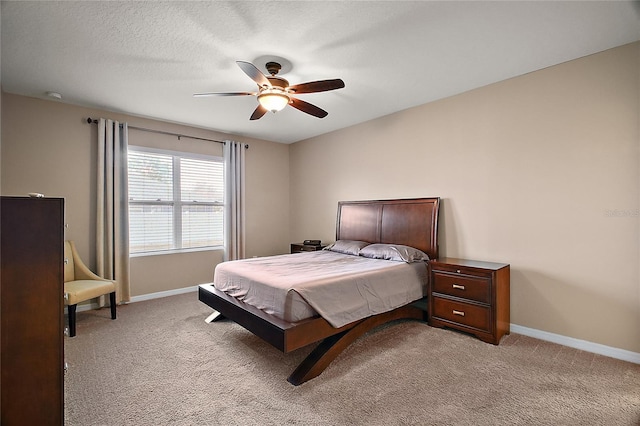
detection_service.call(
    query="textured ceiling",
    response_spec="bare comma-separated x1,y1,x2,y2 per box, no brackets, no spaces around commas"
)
2,1,639,144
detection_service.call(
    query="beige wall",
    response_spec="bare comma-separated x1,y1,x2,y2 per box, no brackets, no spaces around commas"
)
2,42,638,354
1,94,290,297
290,42,640,353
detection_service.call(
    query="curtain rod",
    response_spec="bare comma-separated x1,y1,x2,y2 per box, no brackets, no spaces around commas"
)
86,118,248,148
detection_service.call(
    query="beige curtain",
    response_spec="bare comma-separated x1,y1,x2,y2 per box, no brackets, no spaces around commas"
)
97,118,131,303
223,140,246,261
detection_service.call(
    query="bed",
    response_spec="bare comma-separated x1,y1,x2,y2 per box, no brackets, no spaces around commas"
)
198,197,440,385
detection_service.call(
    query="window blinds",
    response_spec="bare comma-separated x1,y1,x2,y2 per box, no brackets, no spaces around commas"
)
128,149,224,254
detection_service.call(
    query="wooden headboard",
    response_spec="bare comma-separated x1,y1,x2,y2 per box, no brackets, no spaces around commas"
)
335,197,440,260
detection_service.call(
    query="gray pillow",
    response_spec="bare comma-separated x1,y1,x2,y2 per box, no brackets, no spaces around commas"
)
323,240,371,256
359,243,429,263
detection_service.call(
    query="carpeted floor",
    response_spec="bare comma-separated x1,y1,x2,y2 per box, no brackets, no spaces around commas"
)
64,292,640,425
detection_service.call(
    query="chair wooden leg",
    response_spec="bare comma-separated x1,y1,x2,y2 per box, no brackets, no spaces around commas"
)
109,292,116,320
68,304,77,337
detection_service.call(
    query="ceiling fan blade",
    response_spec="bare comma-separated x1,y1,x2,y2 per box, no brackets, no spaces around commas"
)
288,79,345,94
193,92,255,97
250,104,268,121
236,61,270,87
289,97,328,118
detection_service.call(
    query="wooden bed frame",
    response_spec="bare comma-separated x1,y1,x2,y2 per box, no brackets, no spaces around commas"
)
198,197,440,385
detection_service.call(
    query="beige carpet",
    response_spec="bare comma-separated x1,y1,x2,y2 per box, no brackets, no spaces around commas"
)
64,292,640,425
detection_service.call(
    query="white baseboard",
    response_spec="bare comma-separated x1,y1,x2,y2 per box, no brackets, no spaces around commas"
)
76,289,640,365
128,285,199,303
74,285,199,313
510,324,640,365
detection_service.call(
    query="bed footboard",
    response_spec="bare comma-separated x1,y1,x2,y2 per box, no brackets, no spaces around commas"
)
198,284,361,353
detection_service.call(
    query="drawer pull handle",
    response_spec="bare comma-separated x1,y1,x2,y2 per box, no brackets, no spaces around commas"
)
453,310,465,317
452,284,465,290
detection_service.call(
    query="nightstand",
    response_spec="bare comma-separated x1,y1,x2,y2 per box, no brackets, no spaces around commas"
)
428,258,510,345
290,243,327,254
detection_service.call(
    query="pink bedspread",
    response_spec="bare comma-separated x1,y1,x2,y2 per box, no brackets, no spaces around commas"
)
213,250,428,327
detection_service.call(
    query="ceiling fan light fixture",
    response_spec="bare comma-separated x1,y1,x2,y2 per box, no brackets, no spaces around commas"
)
257,91,290,113
195,60,343,120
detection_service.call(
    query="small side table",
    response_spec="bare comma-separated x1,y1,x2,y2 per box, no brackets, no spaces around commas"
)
290,243,326,254
429,258,510,345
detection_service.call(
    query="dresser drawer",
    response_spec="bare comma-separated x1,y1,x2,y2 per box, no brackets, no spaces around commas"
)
432,272,490,304
432,297,491,332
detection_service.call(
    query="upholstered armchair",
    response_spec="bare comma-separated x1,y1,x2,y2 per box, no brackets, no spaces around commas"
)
64,241,116,337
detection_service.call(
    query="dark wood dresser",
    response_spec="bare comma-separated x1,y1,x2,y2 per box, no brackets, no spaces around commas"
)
1,196,65,425
428,258,510,345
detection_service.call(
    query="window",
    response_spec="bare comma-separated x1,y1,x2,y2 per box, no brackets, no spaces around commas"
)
128,147,224,255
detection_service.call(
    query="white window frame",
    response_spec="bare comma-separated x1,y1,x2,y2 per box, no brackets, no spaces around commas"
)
128,145,224,257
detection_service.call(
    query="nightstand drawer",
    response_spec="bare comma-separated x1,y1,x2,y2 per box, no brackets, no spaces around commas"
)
432,272,490,304
290,243,326,253
432,297,491,332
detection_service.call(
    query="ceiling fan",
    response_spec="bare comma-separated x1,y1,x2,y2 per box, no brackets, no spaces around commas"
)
194,61,345,120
